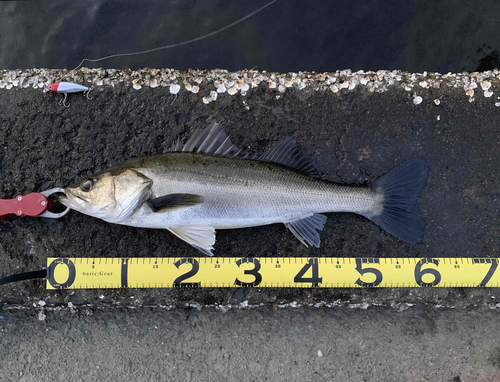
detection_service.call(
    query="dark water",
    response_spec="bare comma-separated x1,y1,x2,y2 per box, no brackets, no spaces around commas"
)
1,0,499,72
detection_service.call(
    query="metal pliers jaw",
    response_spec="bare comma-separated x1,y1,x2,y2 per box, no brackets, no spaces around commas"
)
38,188,71,218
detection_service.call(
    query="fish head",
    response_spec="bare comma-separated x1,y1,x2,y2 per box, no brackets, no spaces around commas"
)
44,82,60,93
61,168,152,223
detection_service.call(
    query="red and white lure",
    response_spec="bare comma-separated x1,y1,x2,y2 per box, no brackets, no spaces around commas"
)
43,82,93,107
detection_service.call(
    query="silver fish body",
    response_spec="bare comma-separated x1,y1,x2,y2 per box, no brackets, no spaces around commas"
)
119,153,381,229
61,122,428,255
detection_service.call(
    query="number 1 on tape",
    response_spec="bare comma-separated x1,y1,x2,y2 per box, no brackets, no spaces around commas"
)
45,257,500,289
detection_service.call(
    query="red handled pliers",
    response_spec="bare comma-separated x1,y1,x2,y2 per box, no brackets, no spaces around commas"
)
0,188,70,220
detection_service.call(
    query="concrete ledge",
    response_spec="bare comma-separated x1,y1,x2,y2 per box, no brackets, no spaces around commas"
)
0,68,499,311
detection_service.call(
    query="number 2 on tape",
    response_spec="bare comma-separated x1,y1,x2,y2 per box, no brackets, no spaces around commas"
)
173,258,200,288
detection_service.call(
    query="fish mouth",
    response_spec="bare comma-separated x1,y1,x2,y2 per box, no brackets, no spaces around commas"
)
59,191,89,210
43,86,49,93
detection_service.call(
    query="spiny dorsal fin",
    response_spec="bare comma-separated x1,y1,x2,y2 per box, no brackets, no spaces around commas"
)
285,214,327,247
259,137,320,178
168,225,216,256
147,194,204,213
170,121,252,157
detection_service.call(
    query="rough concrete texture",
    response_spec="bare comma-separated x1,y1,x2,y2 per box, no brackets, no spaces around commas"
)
1,307,500,382
1,68,500,380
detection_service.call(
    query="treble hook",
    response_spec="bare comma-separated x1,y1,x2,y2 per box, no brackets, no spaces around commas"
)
59,93,70,108
84,87,93,100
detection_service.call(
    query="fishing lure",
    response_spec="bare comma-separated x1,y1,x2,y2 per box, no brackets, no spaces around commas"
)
43,82,93,107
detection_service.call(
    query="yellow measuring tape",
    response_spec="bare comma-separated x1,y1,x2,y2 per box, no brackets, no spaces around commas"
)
46,257,500,289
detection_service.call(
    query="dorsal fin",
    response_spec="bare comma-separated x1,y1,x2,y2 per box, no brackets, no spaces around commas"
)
259,137,321,178
170,123,319,175
170,121,250,157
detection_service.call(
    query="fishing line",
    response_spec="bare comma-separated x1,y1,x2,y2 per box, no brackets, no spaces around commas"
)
71,0,277,72
0,269,46,286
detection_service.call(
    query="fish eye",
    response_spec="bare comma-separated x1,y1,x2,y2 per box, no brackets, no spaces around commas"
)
48,85,52,89
81,179,94,192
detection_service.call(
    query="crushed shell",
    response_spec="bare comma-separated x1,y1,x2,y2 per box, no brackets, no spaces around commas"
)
169,83,180,94
481,81,492,91
1,68,500,106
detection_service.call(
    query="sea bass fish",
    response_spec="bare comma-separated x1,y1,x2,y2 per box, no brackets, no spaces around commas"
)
61,122,429,255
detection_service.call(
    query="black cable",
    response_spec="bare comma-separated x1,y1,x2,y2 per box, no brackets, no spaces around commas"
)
0,269,46,286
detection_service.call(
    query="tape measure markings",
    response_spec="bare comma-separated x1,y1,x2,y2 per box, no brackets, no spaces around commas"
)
45,257,500,289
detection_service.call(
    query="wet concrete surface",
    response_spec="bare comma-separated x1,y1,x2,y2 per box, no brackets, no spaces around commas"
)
1,70,500,380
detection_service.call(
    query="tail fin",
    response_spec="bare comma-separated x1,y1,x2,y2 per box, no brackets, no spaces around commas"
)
366,157,429,245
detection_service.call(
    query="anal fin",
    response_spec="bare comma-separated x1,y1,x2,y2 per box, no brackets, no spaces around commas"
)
285,214,327,248
168,225,216,256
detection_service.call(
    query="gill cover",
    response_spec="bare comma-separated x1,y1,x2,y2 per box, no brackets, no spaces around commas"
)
109,169,153,222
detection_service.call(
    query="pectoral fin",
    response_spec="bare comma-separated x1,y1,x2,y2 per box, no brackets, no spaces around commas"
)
147,193,204,213
168,225,216,256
